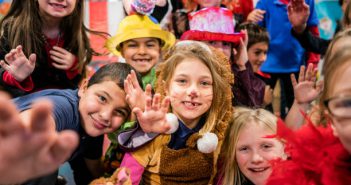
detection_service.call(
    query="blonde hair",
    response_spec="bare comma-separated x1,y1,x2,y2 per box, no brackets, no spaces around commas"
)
342,2,351,29
321,47,351,113
155,41,234,182
322,28,351,74
155,41,233,139
220,107,277,185
317,29,351,125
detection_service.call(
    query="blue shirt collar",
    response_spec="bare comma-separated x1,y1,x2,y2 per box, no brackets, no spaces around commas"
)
168,116,206,150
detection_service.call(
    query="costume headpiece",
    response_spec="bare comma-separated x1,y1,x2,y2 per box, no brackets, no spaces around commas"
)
106,14,176,56
181,7,244,44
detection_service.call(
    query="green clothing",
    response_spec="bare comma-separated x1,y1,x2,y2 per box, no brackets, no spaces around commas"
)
104,67,157,176
142,67,156,89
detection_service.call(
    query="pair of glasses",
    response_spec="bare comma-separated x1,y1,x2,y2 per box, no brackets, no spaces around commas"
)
324,95,351,118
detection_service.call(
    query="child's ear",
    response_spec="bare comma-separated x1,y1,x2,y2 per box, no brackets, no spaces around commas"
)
78,79,88,97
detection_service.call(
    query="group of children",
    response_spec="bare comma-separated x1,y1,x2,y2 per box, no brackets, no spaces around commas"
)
0,0,351,185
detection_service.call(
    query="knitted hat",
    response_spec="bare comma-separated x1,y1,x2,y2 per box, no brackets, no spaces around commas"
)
181,7,244,44
106,14,176,56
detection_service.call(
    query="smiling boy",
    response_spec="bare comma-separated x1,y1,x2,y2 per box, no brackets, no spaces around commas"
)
13,62,142,184
106,14,175,88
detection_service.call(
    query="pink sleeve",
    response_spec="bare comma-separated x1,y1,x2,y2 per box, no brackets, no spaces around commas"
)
120,152,145,185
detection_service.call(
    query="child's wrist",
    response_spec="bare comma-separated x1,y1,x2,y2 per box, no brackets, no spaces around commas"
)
294,99,310,109
238,65,246,71
293,24,307,34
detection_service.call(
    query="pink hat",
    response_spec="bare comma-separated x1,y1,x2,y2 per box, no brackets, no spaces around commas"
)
181,7,244,44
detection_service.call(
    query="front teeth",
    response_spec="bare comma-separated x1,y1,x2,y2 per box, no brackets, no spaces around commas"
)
135,59,150,62
184,102,199,107
251,168,266,172
50,3,65,8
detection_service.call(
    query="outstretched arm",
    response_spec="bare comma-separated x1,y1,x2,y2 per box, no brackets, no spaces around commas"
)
287,0,310,34
0,95,78,184
124,71,171,134
133,89,171,133
285,64,323,130
247,9,266,23
0,45,36,82
288,0,329,55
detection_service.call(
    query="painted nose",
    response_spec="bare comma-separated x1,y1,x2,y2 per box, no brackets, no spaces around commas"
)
187,86,199,98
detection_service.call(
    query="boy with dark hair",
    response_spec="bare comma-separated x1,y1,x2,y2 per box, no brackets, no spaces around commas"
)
0,62,168,184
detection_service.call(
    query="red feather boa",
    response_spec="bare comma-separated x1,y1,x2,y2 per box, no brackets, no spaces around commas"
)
267,119,351,185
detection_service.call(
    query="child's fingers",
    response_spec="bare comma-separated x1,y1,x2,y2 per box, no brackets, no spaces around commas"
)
152,94,161,110
50,55,66,64
161,96,170,113
127,74,136,91
255,10,265,20
125,94,131,106
311,68,318,82
15,45,24,57
287,4,293,14
290,73,297,87
145,96,152,111
49,130,79,164
30,100,54,133
298,65,305,82
305,63,313,81
127,74,134,91
52,62,69,70
5,49,16,62
242,29,248,46
0,60,11,71
52,46,69,54
132,107,143,120
130,70,140,89
28,54,36,66
124,79,131,95
49,50,66,59
145,84,152,98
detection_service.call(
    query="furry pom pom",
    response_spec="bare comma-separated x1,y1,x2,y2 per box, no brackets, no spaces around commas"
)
165,113,179,134
197,132,218,153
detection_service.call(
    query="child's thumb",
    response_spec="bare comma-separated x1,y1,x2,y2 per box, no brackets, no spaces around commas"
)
132,107,143,120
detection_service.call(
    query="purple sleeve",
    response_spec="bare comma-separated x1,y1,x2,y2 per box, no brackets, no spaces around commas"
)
232,62,266,107
117,123,158,152
120,152,145,185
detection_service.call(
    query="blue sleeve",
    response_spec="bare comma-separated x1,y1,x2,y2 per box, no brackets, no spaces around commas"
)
14,92,79,132
307,0,319,26
51,96,79,131
255,0,267,27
